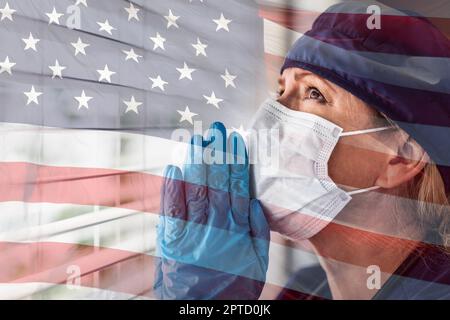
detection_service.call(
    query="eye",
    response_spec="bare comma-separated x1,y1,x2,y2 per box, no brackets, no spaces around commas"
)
306,87,327,104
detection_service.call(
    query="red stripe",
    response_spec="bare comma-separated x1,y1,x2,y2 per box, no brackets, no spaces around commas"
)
1,161,449,287
2,239,449,299
0,162,162,214
0,241,314,300
259,7,450,57
1,241,154,298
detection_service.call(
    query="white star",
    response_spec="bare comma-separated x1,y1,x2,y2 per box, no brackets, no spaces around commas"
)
176,62,196,80
124,2,140,21
75,0,88,7
71,37,90,56
75,90,93,110
221,69,237,88
22,33,40,52
192,38,207,57
149,75,168,91
164,9,179,29
213,13,232,32
0,56,16,75
97,19,116,35
122,48,142,63
203,91,223,109
49,59,66,79
46,7,64,25
24,86,43,106
123,96,143,114
177,106,198,125
150,32,166,51
97,64,116,83
0,3,16,21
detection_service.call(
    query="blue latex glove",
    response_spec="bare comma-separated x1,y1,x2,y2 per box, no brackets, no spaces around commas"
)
154,122,270,300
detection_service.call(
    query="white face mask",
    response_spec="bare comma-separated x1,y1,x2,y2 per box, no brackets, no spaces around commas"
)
248,98,393,240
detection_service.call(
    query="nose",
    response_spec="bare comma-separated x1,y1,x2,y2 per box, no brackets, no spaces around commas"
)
277,88,301,112
276,71,305,112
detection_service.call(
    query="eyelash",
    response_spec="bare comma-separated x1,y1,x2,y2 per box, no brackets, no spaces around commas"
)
305,87,327,104
276,86,328,104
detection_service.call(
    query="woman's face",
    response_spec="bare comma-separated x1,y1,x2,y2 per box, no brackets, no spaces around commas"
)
276,67,393,190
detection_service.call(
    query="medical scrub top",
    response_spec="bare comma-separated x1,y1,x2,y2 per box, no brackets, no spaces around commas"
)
277,243,450,300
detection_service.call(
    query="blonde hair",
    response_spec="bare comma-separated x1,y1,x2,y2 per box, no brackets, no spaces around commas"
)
409,162,450,248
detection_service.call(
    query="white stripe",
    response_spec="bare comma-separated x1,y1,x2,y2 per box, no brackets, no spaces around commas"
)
264,18,303,57
0,283,149,300
258,0,343,14
0,122,188,176
0,201,316,296
0,121,443,173
1,200,449,296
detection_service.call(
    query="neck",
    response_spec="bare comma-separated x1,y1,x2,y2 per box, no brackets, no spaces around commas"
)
308,192,422,300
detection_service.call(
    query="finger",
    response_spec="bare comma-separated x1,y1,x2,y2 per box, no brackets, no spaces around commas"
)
155,167,167,296
205,122,229,191
249,199,270,267
184,135,208,224
205,122,230,225
153,255,164,298
163,165,186,240
228,132,250,227
158,163,167,226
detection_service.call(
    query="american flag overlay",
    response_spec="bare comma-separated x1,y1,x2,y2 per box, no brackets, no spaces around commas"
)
0,0,267,299
0,0,449,300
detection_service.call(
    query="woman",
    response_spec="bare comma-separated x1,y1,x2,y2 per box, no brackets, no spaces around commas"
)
155,2,450,300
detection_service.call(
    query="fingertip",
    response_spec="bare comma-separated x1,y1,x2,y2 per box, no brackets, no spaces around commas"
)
205,122,228,167
187,135,204,165
206,122,226,143
211,121,226,132
228,131,248,165
164,165,183,181
228,131,244,149
163,165,172,178
229,131,243,141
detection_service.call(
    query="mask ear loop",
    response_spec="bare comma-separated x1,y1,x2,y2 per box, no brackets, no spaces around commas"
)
340,126,395,195
347,185,381,196
340,126,394,137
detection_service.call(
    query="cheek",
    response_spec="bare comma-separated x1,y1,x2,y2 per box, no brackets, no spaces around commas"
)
328,139,384,188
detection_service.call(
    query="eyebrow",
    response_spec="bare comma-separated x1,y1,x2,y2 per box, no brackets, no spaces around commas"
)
302,73,337,94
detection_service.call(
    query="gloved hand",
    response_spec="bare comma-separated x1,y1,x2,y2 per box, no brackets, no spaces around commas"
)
154,122,270,300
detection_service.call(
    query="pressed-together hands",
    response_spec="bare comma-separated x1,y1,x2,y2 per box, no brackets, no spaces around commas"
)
154,122,270,300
